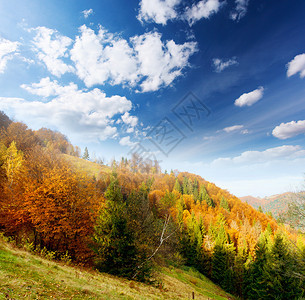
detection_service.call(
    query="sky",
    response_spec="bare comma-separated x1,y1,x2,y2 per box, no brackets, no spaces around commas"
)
0,0,305,197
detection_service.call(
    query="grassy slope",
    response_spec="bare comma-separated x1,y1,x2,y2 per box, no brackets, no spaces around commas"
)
0,239,234,300
62,154,111,178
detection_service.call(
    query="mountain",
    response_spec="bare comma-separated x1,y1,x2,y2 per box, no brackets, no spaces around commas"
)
240,192,295,217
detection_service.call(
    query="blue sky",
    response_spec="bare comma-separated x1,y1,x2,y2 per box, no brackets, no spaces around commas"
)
0,0,305,197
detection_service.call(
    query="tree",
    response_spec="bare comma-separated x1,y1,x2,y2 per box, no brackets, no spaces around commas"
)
220,197,230,211
282,191,305,229
199,185,214,207
243,237,269,300
21,147,99,261
82,147,90,160
182,177,189,194
0,111,12,129
173,178,182,193
265,234,304,299
92,176,138,278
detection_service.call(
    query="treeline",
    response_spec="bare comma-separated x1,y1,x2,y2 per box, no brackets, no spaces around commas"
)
0,111,304,298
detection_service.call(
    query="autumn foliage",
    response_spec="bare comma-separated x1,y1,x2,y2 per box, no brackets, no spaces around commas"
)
0,111,304,296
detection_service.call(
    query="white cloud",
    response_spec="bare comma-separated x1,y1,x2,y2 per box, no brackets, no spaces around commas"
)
230,0,250,21
71,25,138,88
137,0,181,25
119,136,137,147
185,0,222,26
0,37,19,73
212,145,305,166
272,120,305,140
21,77,78,97
132,31,197,92
71,26,197,92
213,57,238,72
82,9,93,18
121,112,138,127
234,86,264,107
223,124,244,133
287,53,305,78
0,79,133,142
32,26,74,77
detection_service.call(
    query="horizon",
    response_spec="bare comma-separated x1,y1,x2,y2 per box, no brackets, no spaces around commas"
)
0,0,305,197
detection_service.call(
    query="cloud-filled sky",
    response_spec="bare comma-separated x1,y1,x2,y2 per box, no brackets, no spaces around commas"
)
0,0,305,197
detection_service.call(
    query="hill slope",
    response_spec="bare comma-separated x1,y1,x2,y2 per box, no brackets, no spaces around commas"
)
0,238,234,300
240,192,294,217
62,154,110,178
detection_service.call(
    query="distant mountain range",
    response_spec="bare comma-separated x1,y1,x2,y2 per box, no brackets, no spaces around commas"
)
239,193,295,217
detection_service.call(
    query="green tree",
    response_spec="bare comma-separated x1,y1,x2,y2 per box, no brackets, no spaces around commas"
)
220,197,230,211
173,178,182,193
199,185,214,207
243,237,269,299
182,177,189,194
92,177,137,278
265,234,304,299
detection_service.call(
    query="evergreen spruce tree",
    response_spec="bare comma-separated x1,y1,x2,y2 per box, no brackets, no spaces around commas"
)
220,197,230,211
192,178,199,202
182,177,189,194
211,244,227,285
92,176,137,278
199,185,214,207
266,234,304,299
173,178,182,193
187,179,193,195
243,237,269,299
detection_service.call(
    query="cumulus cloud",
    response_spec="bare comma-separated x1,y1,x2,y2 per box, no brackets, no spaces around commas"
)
212,145,305,166
32,26,74,77
185,0,222,25
121,112,138,127
0,37,19,73
21,77,78,97
133,31,197,92
1,79,133,141
119,136,138,147
230,0,250,21
287,53,305,78
137,0,181,25
272,120,305,140
213,57,238,72
71,26,197,92
71,25,138,88
82,8,93,18
234,86,264,107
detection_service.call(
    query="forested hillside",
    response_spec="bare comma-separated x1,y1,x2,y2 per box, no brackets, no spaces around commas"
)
240,193,295,217
0,111,304,299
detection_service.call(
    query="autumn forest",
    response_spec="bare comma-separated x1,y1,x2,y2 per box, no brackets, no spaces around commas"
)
0,111,304,299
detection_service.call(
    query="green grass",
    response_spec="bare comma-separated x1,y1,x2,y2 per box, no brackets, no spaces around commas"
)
62,154,111,179
0,238,235,299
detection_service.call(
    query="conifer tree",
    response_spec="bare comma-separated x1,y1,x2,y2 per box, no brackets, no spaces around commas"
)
182,177,189,194
220,197,230,211
173,178,182,193
92,176,137,278
243,237,269,299
266,234,304,299
211,244,227,285
199,185,214,207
